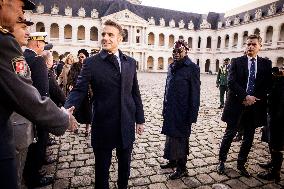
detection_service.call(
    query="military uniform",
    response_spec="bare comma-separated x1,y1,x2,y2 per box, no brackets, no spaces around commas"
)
216,64,229,108
0,27,69,189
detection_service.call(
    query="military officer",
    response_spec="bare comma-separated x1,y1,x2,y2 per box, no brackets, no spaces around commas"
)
216,58,230,108
0,1,77,188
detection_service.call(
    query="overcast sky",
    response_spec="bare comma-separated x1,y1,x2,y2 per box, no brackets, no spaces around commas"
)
141,0,256,14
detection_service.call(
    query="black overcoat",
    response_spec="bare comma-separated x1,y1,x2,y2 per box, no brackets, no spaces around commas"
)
65,50,145,150
161,57,200,138
222,56,272,126
268,75,284,151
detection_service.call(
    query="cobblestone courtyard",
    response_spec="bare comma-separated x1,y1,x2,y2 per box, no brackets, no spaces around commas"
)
45,73,284,189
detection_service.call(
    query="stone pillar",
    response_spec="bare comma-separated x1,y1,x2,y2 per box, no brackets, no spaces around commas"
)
59,25,64,43
72,26,78,43
228,34,233,50
154,32,159,47
192,37,197,51
45,25,51,42
272,26,280,47
220,35,225,50
85,26,90,45
211,36,217,52
237,32,243,50
165,34,169,48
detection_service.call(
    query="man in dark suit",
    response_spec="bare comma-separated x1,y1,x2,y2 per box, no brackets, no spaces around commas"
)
216,34,272,177
0,1,76,188
65,20,145,189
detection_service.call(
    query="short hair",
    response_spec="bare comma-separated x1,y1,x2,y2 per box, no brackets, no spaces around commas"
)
41,50,52,63
103,19,125,37
77,49,89,58
247,34,262,44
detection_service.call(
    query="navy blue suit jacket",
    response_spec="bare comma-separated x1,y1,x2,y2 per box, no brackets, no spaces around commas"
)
65,50,145,149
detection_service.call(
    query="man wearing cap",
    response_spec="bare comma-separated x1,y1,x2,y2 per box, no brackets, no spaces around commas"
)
23,32,56,188
216,58,230,109
160,39,200,179
0,1,77,188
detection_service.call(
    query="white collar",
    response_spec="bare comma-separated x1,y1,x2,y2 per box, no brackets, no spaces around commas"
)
114,51,120,59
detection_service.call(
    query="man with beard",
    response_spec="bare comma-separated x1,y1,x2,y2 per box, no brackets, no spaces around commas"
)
160,39,200,180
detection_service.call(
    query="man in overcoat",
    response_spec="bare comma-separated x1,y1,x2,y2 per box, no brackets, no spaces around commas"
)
160,39,200,180
0,1,76,188
65,20,145,189
217,34,272,177
216,58,229,108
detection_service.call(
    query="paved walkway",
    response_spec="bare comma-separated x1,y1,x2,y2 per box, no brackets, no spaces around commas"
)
43,73,284,189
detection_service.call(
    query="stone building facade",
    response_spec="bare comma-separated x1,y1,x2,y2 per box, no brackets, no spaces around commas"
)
25,0,284,73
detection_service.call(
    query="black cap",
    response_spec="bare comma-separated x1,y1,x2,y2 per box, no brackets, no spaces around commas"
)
18,19,34,26
23,0,36,10
44,43,53,50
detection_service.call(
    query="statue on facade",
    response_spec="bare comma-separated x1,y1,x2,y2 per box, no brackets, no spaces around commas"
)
178,20,185,29
159,18,165,27
268,3,276,16
148,17,155,25
255,9,262,19
78,7,86,17
200,19,211,29
65,6,72,16
51,4,59,15
169,19,175,28
225,18,231,27
218,21,223,29
188,20,194,30
234,16,240,25
36,2,44,14
91,9,99,18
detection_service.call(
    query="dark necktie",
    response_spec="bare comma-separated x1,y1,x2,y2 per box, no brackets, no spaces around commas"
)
109,54,120,72
247,58,256,95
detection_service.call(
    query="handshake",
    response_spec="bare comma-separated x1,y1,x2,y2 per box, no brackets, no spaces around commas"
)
61,106,78,132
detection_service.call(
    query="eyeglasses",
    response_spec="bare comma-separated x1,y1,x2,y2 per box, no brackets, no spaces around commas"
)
172,49,183,54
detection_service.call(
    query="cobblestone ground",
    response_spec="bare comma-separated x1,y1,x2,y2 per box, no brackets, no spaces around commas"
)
43,73,284,189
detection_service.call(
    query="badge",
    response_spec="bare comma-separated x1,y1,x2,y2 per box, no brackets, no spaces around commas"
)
11,56,29,77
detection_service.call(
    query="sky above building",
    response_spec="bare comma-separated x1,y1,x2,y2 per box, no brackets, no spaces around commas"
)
141,0,256,14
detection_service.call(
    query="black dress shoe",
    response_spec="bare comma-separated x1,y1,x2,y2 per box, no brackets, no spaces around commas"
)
47,138,57,146
258,162,272,170
160,161,177,169
237,165,251,177
217,161,225,174
44,157,57,165
169,169,188,180
257,171,280,183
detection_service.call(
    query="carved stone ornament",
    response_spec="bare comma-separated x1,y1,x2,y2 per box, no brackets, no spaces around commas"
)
91,9,99,18
268,3,276,16
255,9,262,19
188,20,194,30
178,20,185,29
169,19,175,28
51,4,59,15
77,7,85,17
36,2,44,14
244,12,250,22
234,16,240,25
148,17,155,25
159,18,165,26
65,6,72,16
225,18,231,27
200,19,211,29
218,21,223,29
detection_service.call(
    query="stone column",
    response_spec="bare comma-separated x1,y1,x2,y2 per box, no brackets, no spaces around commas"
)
220,35,225,50
45,25,51,42
72,26,78,43
59,25,64,43
272,26,280,47
85,26,91,45
192,37,197,51
228,34,233,50
211,36,217,52
154,32,159,47
237,32,243,50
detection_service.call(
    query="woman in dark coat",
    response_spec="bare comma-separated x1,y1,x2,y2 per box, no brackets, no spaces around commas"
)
160,40,200,180
67,49,92,136
258,67,284,182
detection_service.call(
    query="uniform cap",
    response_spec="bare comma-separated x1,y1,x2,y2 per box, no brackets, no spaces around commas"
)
28,32,48,44
17,19,34,26
23,0,36,10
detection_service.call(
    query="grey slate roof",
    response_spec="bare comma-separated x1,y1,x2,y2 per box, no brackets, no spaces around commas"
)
31,0,284,30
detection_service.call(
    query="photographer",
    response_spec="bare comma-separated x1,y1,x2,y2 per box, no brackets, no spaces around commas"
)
258,66,284,183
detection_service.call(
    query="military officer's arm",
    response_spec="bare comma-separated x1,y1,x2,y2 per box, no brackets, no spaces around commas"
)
0,35,72,135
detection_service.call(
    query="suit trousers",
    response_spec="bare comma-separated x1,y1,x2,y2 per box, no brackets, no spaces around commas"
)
93,145,133,189
219,85,227,106
0,158,18,189
219,108,256,164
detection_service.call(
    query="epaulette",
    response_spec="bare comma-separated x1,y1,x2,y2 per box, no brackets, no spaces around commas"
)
0,26,9,34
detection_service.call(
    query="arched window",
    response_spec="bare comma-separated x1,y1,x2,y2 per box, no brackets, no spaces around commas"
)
77,25,85,40
159,33,165,46
206,37,211,48
243,31,248,45
265,26,273,43
148,32,154,45
197,37,201,48
217,36,221,48
254,28,260,36
158,57,164,70
50,23,59,39
188,37,192,48
90,27,98,41
215,59,220,72
279,24,284,41
36,22,45,32
225,35,229,48
205,59,210,72
147,56,154,70
233,33,238,47
64,24,72,39
169,35,174,47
